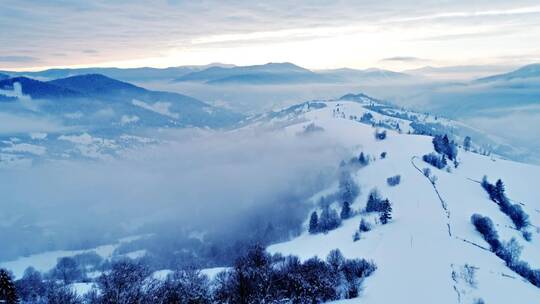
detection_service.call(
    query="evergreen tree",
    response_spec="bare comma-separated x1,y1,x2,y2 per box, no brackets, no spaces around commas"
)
340,201,351,220
379,199,392,225
358,152,368,166
495,179,505,202
464,136,472,151
309,211,319,234
0,269,18,304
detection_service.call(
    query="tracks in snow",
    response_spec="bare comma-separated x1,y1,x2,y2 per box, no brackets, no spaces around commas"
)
411,156,452,236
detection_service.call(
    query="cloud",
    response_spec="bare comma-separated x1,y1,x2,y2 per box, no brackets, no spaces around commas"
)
0,113,68,134
1,1,540,70
0,126,345,260
0,55,39,63
380,56,429,62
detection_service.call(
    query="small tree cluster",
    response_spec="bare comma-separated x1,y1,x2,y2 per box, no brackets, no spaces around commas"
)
214,246,376,303
422,152,447,169
481,177,529,231
353,219,372,241
386,175,401,186
432,134,458,161
365,190,392,225
339,170,360,204
309,206,342,234
340,201,352,220
471,214,540,288
50,256,84,285
471,214,501,251
359,219,372,232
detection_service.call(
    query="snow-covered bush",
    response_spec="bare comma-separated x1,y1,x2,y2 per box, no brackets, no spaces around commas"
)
358,152,369,166
374,129,387,140
422,152,447,169
386,175,401,186
471,214,501,252
359,219,372,232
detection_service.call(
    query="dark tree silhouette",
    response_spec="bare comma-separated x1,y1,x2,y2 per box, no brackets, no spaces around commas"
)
0,269,18,304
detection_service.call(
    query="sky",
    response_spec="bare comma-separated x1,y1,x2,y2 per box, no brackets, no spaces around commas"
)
1,0,540,71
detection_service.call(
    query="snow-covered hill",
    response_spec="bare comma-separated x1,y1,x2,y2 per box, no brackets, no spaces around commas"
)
260,98,540,303
1,89,539,302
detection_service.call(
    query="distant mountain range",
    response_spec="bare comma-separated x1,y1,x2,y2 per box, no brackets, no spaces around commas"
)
0,63,234,83
0,74,243,129
1,63,412,85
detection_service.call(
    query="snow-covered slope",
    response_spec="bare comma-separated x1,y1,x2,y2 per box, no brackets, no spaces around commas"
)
263,99,540,303
1,89,539,302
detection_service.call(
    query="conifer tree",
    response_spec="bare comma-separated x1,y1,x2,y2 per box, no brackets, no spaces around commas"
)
379,199,392,225
495,179,505,202
340,201,351,220
308,211,319,234
0,269,18,304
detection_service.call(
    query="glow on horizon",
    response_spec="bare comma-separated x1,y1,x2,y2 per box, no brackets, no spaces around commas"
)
2,2,540,72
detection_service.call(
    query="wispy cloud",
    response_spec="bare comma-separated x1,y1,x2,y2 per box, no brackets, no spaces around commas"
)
380,56,429,63
0,56,39,63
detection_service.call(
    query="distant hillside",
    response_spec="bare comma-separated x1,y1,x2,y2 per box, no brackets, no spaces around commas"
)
175,62,333,84
0,76,83,99
0,63,235,82
476,63,540,82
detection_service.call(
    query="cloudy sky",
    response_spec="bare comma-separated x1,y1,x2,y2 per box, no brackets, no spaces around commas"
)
1,0,540,71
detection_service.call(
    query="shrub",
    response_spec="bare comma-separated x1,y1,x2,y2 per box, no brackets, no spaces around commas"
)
380,152,387,159
386,175,401,186
359,219,371,232
471,214,501,252
374,130,387,140
422,153,447,169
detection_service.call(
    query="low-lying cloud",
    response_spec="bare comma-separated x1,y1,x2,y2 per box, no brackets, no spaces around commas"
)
0,126,347,261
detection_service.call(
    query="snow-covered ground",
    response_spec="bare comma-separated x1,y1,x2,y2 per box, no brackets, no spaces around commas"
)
266,100,540,303
0,235,148,279
2,95,539,302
